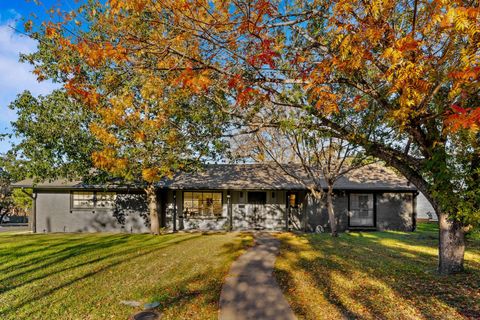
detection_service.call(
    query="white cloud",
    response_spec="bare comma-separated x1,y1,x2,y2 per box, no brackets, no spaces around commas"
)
0,17,58,153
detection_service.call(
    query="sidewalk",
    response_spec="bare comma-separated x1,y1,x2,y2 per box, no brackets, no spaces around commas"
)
219,232,296,320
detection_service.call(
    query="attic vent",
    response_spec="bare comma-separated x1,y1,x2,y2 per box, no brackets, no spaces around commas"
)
130,311,161,320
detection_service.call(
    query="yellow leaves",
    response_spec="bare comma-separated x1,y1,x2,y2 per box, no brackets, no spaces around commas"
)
92,148,128,174
176,68,212,94
142,167,160,183
429,5,480,37
76,41,127,67
89,123,118,146
109,0,148,14
382,47,403,64
134,131,146,142
381,36,420,65
97,104,126,127
44,23,58,39
309,86,339,115
143,117,166,131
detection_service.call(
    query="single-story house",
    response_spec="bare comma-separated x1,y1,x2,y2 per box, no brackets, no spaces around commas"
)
12,163,418,233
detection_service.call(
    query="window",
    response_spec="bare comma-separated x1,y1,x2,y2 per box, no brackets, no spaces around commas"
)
349,193,374,227
183,192,223,217
71,191,116,209
72,192,95,209
96,192,117,208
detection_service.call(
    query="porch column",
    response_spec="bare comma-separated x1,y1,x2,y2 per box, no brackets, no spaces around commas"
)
173,192,177,232
412,191,418,231
227,192,232,231
285,191,290,231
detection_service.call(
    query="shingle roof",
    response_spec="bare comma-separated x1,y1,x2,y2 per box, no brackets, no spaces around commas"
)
159,163,416,191
13,163,416,191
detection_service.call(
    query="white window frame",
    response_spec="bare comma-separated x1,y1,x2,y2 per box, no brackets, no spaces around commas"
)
183,191,223,218
71,191,117,210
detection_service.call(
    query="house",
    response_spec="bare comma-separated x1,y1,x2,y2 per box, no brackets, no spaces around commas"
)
12,163,418,233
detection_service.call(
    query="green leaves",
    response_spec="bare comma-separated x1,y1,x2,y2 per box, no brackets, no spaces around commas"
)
6,90,98,182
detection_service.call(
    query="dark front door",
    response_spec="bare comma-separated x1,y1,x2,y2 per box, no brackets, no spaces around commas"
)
247,192,267,229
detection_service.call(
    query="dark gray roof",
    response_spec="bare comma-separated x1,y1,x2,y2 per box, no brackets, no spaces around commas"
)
12,163,416,192
159,163,416,191
159,164,305,190
11,178,139,190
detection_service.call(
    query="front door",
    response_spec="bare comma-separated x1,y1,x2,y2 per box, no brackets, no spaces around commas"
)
349,193,375,227
247,192,267,229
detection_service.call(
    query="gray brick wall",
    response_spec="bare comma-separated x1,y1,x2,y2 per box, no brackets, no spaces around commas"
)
376,192,414,231
304,192,349,232
35,190,150,233
33,189,415,233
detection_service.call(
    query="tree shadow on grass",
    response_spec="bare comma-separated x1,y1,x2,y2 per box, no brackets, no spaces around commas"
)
1,232,251,319
275,231,480,319
0,234,201,296
139,233,254,318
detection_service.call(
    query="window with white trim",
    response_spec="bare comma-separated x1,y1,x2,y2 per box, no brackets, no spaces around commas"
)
72,192,95,209
71,191,117,209
183,192,223,217
96,192,117,208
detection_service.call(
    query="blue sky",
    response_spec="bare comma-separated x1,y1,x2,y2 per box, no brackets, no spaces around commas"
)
0,1,74,154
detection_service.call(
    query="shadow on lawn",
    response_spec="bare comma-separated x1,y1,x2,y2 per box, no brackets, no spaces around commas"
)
127,233,254,319
0,234,203,317
1,232,251,319
275,230,480,320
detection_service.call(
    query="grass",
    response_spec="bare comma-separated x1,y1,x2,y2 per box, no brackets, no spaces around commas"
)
275,223,480,320
0,231,252,320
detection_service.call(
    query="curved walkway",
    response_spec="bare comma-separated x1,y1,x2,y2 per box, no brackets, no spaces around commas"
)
219,232,296,320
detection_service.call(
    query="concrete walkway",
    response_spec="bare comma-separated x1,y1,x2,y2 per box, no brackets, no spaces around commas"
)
219,232,296,320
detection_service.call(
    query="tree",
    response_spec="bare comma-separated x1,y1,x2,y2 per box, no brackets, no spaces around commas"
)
21,6,229,234
11,188,33,216
6,90,97,182
25,0,479,272
233,111,372,236
0,165,13,224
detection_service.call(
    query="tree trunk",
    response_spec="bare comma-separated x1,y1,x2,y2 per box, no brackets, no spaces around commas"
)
0,207,6,224
326,185,338,237
145,184,160,235
438,212,465,274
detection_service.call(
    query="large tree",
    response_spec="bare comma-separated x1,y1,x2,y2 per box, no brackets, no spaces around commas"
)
25,0,479,272
6,90,97,181
21,4,229,234
233,110,372,236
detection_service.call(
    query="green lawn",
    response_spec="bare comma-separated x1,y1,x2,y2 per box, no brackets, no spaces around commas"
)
275,223,480,320
0,231,252,319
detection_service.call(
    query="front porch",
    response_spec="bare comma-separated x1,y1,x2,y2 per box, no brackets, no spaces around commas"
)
158,189,305,231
